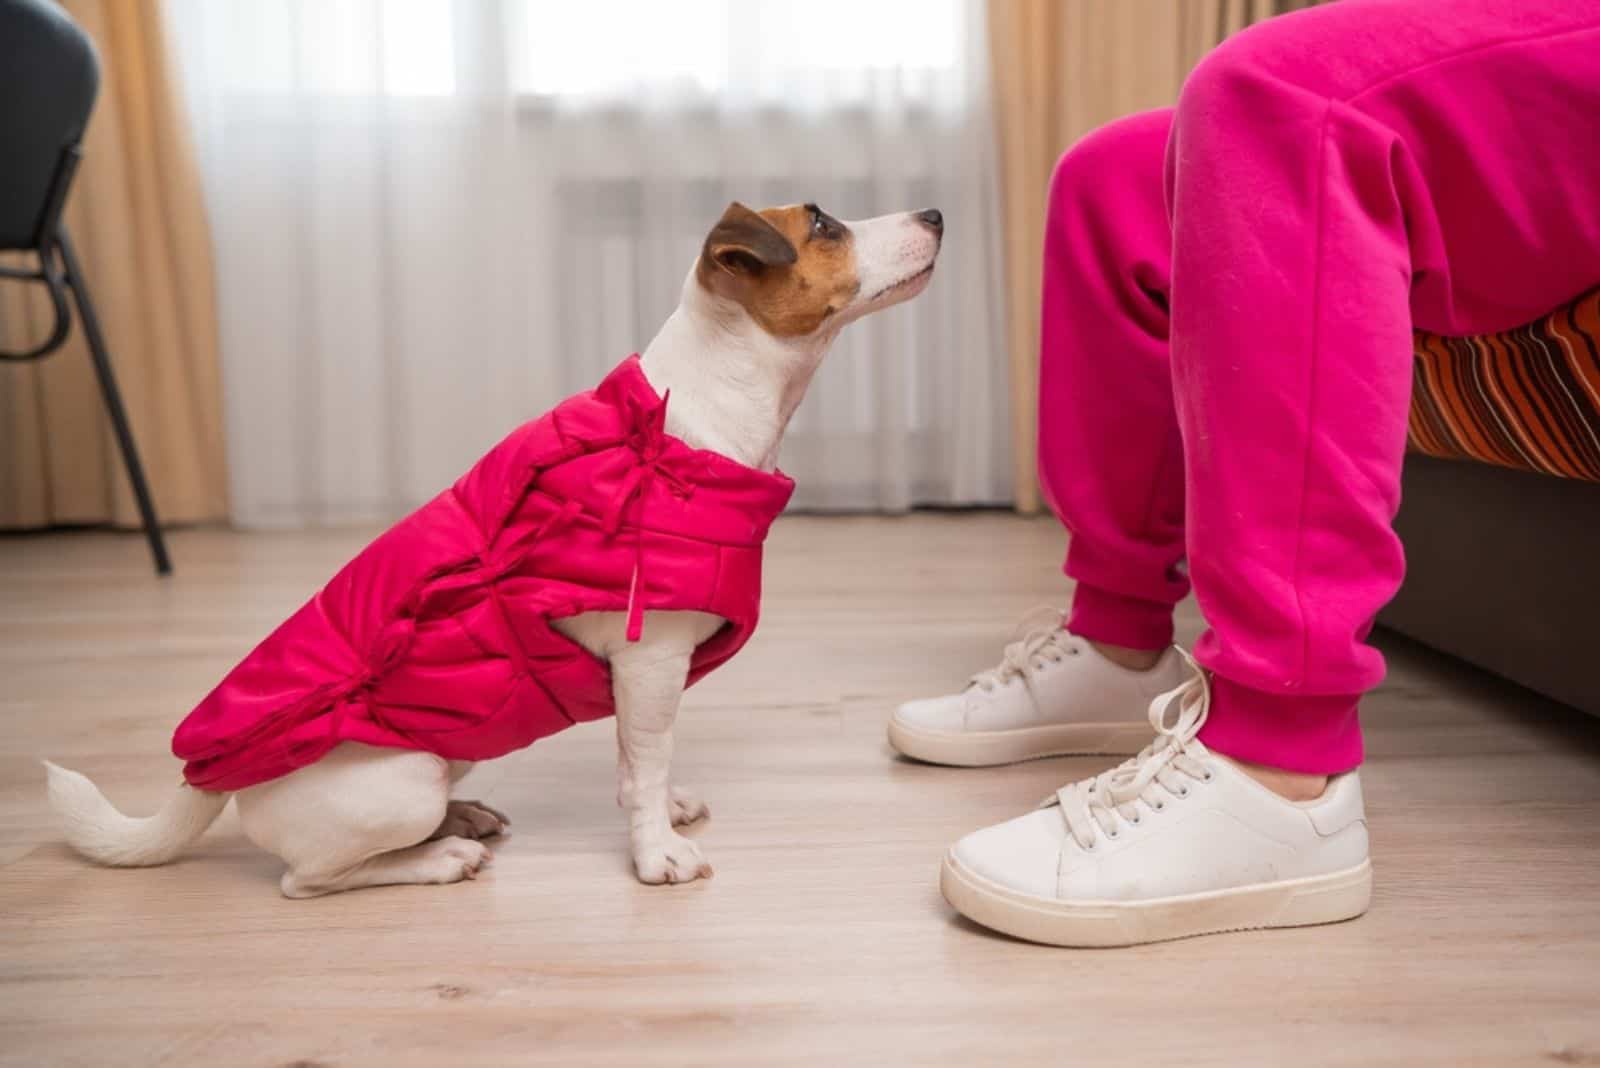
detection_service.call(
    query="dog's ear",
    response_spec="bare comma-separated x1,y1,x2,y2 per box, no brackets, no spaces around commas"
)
703,202,798,277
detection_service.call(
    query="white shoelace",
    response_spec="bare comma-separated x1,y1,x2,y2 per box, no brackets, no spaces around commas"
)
967,606,1086,693
1048,652,1214,851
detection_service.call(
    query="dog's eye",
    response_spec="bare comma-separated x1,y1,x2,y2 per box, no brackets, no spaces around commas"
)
811,210,841,241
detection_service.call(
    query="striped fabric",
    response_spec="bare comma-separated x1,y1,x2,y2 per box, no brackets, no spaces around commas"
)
1408,285,1600,482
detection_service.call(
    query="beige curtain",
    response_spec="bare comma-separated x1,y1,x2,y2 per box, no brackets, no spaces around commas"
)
0,0,225,529
988,0,1306,513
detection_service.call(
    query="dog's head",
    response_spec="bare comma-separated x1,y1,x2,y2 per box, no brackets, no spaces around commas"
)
694,201,942,339
644,200,941,467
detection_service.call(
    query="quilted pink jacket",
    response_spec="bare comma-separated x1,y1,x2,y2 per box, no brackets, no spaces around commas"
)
172,356,795,791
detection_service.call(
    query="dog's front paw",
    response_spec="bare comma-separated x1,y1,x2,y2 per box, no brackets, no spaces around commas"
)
669,786,710,827
632,832,713,885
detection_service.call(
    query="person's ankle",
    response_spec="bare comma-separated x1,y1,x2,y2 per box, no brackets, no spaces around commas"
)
1215,754,1329,802
1086,639,1164,672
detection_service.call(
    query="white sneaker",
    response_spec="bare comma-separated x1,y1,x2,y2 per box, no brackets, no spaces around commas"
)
940,664,1372,947
889,608,1190,767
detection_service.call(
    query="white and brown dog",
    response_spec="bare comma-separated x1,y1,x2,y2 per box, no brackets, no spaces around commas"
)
46,201,942,895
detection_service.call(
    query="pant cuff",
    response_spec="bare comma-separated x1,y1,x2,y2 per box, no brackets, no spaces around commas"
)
1198,675,1364,774
1067,582,1175,651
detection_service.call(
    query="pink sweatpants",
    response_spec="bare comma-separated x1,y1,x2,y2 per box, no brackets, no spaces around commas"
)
1039,0,1600,773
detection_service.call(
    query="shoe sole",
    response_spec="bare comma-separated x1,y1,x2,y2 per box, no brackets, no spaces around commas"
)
940,850,1372,948
887,718,1151,767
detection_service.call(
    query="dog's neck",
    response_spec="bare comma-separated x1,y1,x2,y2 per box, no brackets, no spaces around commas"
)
638,271,835,472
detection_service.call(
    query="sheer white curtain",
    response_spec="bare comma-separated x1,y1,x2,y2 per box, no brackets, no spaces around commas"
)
165,0,1012,528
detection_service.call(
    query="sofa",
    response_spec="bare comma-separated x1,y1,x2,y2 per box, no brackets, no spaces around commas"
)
1381,286,1600,716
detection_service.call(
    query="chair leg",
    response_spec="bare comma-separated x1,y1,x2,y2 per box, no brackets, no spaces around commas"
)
55,227,173,576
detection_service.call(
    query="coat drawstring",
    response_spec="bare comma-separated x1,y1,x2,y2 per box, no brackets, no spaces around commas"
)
599,389,694,642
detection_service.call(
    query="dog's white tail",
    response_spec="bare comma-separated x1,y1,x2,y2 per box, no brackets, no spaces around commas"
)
44,761,230,867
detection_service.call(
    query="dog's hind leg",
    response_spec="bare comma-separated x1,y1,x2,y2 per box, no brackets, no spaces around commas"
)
428,799,510,841
278,835,491,898
236,742,491,898
428,760,511,841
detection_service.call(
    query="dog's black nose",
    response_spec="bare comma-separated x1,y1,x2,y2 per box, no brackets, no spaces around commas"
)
916,208,944,234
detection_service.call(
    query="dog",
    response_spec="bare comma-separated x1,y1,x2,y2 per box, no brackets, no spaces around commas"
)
45,201,942,896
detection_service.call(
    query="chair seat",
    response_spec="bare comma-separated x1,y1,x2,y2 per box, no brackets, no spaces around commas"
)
0,0,98,250
1409,285,1600,482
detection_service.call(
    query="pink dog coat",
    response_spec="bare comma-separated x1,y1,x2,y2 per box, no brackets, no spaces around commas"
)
172,356,795,791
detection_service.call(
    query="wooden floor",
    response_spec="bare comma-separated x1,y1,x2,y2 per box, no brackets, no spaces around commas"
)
3,515,1599,1067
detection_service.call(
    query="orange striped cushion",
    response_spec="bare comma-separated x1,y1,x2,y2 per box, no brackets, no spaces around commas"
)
1409,286,1600,481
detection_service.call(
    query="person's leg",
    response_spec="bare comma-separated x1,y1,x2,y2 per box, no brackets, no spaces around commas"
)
944,0,1600,946
1172,0,1600,778
889,112,1191,767
1037,109,1186,664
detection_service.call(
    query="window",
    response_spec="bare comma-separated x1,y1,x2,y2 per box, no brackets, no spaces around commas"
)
196,0,456,96
179,0,963,101
513,0,962,100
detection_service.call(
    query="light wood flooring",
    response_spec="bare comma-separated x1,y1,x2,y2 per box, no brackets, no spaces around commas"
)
2,515,1598,1066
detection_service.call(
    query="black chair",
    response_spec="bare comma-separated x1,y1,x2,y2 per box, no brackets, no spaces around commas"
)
0,0,170,574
